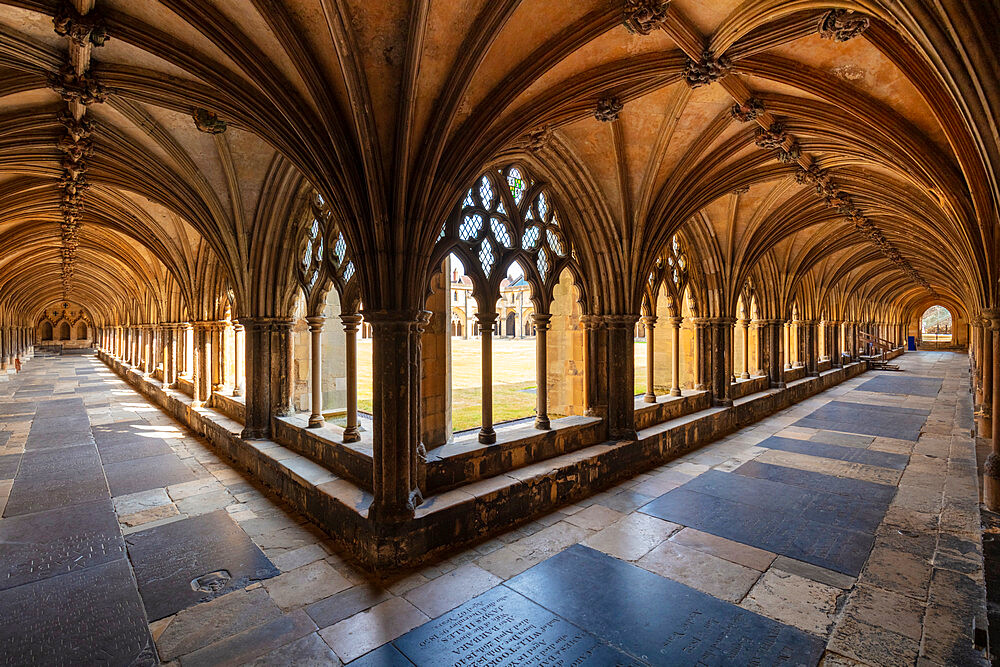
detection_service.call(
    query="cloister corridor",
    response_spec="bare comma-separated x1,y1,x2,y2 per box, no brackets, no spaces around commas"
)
0,350,985,665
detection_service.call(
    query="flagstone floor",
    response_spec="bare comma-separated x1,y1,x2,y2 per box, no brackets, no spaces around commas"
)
0,351,987,666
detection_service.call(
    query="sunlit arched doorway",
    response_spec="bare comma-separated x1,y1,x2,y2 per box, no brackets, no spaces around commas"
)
920,306,952,346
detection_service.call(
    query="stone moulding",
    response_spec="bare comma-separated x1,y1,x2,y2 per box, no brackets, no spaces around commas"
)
99,347,895,571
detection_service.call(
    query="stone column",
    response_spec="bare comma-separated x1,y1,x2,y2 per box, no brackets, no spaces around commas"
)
581,315,604,417
240,318,294,439
641,315,657,403
306,316,324,428
232,322,244,397
211,322,225,391
830,321,842,368
805,321,819,376
476,312,498,444
604,314,638,440
693,318,710,391
365,310,425,523
163,324,177,387
984,314,1000,508
669,316,682,396
533,312,552,428
759,319,785,388
740,318,750,379
191,322,209,406
981,314,994,436
706,318,734,406
783,322,792,370
341,315,362,443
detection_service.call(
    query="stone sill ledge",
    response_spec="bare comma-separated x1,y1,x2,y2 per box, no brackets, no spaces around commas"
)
98,349,881,570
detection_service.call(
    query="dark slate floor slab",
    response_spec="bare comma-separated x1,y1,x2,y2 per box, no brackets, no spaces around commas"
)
24,429,95,451
758,435,908,470
2,472,111,517
104,451,197,496
347,643,415,666
681,469,888,534
93,420,153,446
507,545,825,666
0,558,155,666
641,486,874,576
735,460,897,504
857,374,942,397
126,509,279,620
98,437,175,465
0,453,20,479
793,400,928,440
0,431,10,447
0,499,124,590
393,586,639,666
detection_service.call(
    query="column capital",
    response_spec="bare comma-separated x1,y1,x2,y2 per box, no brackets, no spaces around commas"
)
238,316,293,331
305,315,325,333
579,314,603,330
983,308,1000,327
602,313,640,327
531,312,552,329
363,309,427,326
668,315,683,327
340,313,363,332
474,311,498,325
639,315,657,327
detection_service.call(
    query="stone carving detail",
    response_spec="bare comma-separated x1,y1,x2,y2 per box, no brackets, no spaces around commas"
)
683,50,731,88
524,126,552,152
776,141,801,164
55,110,97,294
621,0,671,35
794,161,828,186
49,64,110,105
818,9,870,42
53,3,109,47
753,122,786,149
193,108,228,134
594,96,623,122
730,97,763,122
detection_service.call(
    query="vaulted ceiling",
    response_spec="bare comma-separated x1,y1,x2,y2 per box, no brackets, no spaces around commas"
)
0,0,996,326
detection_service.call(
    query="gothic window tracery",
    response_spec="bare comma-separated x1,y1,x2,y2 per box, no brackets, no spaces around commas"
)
434,164,575,307
295,189,357,300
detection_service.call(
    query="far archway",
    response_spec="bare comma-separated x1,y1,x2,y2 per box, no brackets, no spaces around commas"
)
920,306,952,345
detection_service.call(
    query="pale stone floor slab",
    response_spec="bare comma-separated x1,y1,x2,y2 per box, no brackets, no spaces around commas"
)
0,351,988,665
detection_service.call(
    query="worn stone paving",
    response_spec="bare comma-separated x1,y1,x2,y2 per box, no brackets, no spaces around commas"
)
0,351,987,666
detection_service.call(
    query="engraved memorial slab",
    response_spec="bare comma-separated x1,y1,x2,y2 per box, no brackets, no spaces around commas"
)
126,510,279,620
507,545,825,666
0,558,155,666
393,586,641,666
0,498,124,590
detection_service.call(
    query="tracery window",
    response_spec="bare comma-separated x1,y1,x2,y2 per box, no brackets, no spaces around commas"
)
294,190,363,443
437,165,572,300
431,164,580,444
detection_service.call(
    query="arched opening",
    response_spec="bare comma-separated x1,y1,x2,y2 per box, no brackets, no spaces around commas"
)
76,321,88,341
921,305,952,345
57,321,70,341
39,320,52,341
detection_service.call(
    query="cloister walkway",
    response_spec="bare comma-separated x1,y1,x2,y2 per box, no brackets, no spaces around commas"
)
0,351,986,666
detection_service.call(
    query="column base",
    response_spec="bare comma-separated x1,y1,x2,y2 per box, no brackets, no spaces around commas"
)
479,427,497,444
609,428,638,442
534,417,551,430
343,427,361,443
713,397,734,407
308,415,324,428
986,454,1000,511
669,388,682,397
241,426,269,440
232,387,243,397
739,373,750,380
642,393,656,403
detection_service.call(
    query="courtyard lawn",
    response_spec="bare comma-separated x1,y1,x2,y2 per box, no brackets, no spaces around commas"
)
357,337,649,432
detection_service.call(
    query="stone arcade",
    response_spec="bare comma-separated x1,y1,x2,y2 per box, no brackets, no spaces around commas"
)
0,0,998,665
